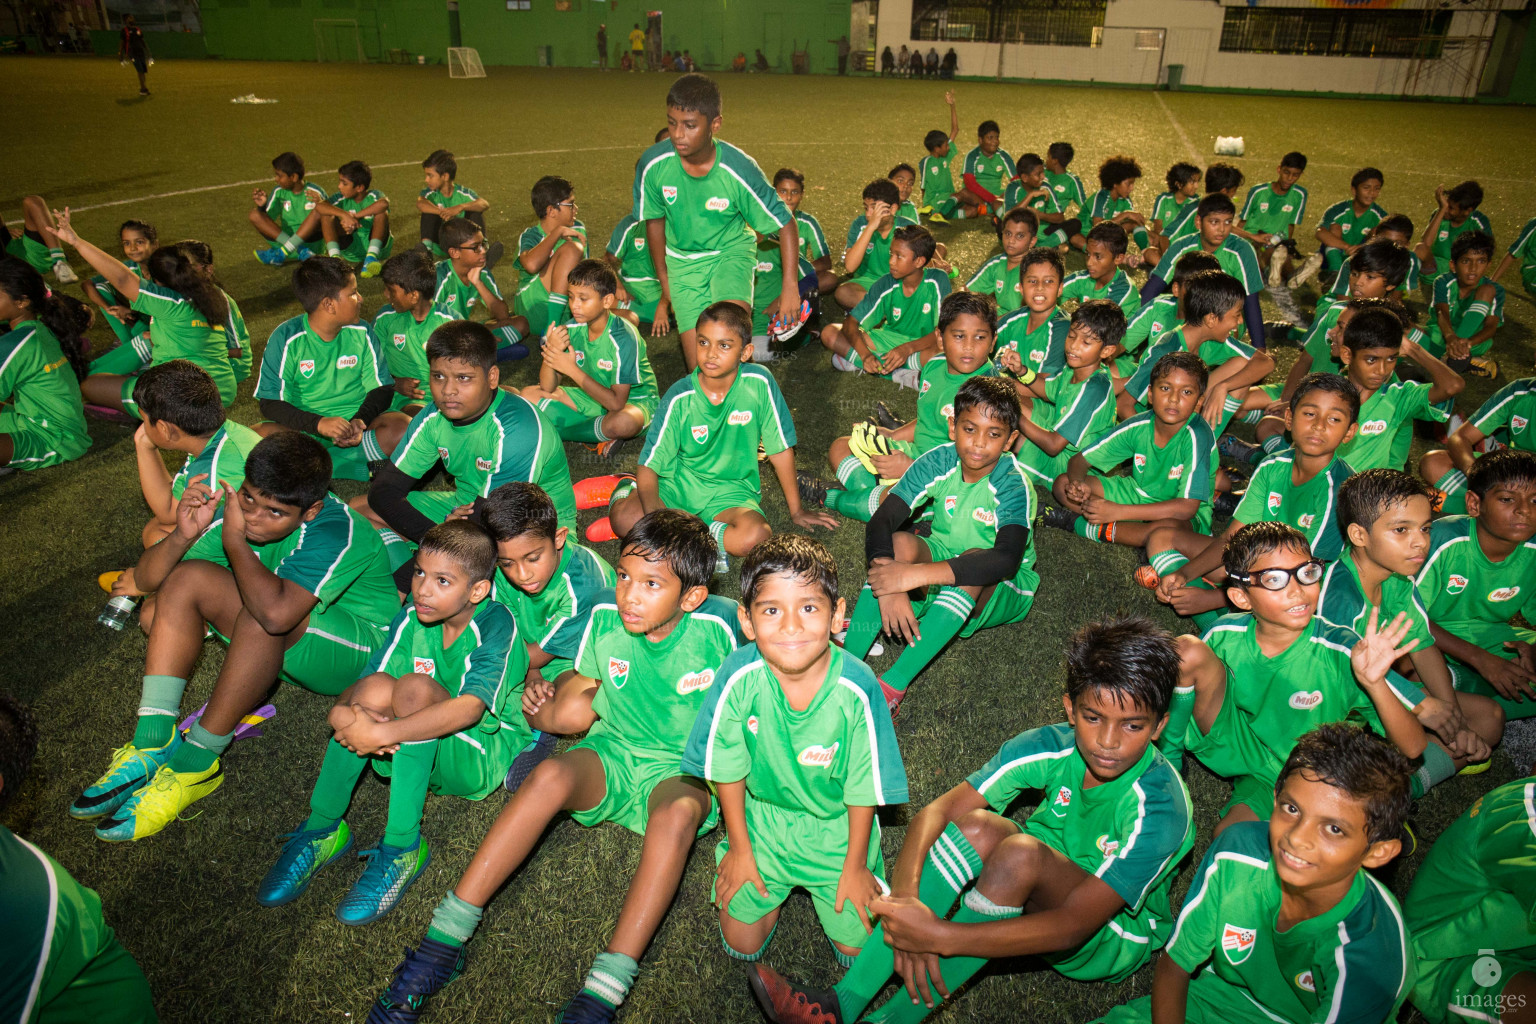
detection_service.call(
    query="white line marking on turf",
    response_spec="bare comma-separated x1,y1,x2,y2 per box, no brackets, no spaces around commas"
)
1154,92,1201,165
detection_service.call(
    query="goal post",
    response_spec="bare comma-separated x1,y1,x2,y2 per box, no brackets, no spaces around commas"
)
448,47,486,78
314,19,365,63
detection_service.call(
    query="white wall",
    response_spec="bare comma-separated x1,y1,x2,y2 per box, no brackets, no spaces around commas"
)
878,0,1510,98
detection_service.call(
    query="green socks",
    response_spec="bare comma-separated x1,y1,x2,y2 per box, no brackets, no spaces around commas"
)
580,951,639,1009
843,585,883,660
1261,433,1288,457
837,454,877,490
133,675,187,749
427,891,484,947
279,232,301,255
359,428,388,462
1410,740,1457,799
547,292,570,327
1436,468,1468,515
1149,549,1189,578
305,738,369,832
883,588,974,692
863,890,1021,1024
378,529,416,572
827,485,886,522
1072,517,1113,543
326,242,342,257
608,477,637,507
1159,684,1197,770
562,416,607,444
170,720,232,773
383,738,439,848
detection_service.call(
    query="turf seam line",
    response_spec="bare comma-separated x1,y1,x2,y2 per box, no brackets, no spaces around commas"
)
1154,92,1202,165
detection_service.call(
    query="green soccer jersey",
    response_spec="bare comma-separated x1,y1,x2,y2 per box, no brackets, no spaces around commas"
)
1166,820,1414,1024
328,188,387,233
920,153,956,205
1044,169,1088,212
1467,376,1536,452
220,291,251,382
170,420,261,501
962,146,1017,199
682,644,908,819
966,253,1024,313
967,723,1194,971
1060,269,1140,320
0,320,89,462
1084,411,1218,512
1509,217,1536,272
1336,379,1446,472
185,492,400,626
606,214,660,292
843,215,904,283
255,315,392,420
1029,366,1116,460
1087,189,1135,225
640,364,795,499
897,199,921,226
1318,552,1435,653
1428,208,1493,265
1427,272,1505,358
1232,452,1354,562
1163,200,1201,243
1151,190,1194,231
1325,249,1422,299
1004,184,1068,243
419,182,480,212
265,181,326,234
492,541,614,672
891,444,1038,571
1152,234,1264,296
1121,294,1179,361
1299,298,1349,372
432,260,507,321
130,283,238,402
566,315,659,408
1126,328,1256,407
578,593,744,761
914,356,997,454
633,139,790,259
371,305,454,387
995,306,1069,377
1416,515,1536,654
751,246,816,335
1319,198,1387,249
1238,182,1309,236
516,221,588,292
392,389,577,527
852,270,952,342
792,211,829,262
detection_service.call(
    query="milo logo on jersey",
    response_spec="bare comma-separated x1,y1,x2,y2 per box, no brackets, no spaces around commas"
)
1297,513,1315,529
728,410,753,426
972,507,997,526
676,668,715,695
797,742,840,768
608,657,631,688
1359,419,1388,436
336,355,359,370
413,657,436,677
1167,465,1184,481
1489,586,1521,602
705,197,731,212
1096,834,1120,857
597,358,614,372
1289,690,1323,710
476,457,493,473
1221,924,1257,965
299,359,317,378
1294,971,1315,993
1447,574,1469,594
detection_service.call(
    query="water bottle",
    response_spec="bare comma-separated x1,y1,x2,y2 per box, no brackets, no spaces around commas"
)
98,594,139,631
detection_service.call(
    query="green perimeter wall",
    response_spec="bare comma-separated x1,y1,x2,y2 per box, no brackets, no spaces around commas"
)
199,0,450,62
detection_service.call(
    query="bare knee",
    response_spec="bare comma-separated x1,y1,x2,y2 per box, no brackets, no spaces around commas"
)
138,594,158,635
982,832,1050,887
392,673,448,716
1419,450,1451,481
954,807,1019,860
725,517,771,556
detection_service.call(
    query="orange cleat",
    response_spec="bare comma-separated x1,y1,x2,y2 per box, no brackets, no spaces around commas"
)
584,516,617,544
572,474,632,511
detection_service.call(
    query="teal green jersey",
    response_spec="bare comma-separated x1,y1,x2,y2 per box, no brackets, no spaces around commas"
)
1427,208,1493,265
633,139,790,259
1060,269,1140,320
171,420,261,501
1163,200,1201,243
897,199,921,226
1336,379,1446,472
577,593,744,760
371,305,454,387
606,214,659,291
967,723,1193,960
962,146,1017,199
515,220,588,293
966,253,1024,313
1152,234,1264,296
367,599,525,728
265,181,326,234
1030,366,1116,456
565,314,658,408
790,211,829,262
852,270,952,341
184,492,400,626
1151,190,1194,230
418,182,480,212
1326,248,1421,299
392,389,577,527
1416,515,1536,653
431,260,506,321
0,320,88,462
843,216,904,283
682,645,908,816
1087,189,1135,225
1043,169,1088,212
1319,198,1387,248
995,306,1069,377
1509,217,1536,269
890,444,1038,570
640,364,795,498
914,355,997,454
1427,272,1505,358
1318,553,1435,654
919,153,956,205
130,283,238,402
255,315,392,420
1466,376,1536,451
1167,820,1414,1024
1121,294,1179,361
1299,297,1349,372
1232,452,1354,562
1084,411,1217,511
1005,183,1069,243
327,187,387,234
751,245,816,335
1238,182,1309,236
492,541,614,667
1126,327,1257,408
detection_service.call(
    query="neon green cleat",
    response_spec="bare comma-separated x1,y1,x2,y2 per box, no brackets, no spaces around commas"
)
360,259,384,279
95,759,224,841
928,211,949,225
69,734,181,820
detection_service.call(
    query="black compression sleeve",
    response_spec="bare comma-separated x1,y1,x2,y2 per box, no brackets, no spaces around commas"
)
945,523,1028,587
258,398,322,434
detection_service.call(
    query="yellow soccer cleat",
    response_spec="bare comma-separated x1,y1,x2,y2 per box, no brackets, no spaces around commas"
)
98,570,125,594
94,759,224,841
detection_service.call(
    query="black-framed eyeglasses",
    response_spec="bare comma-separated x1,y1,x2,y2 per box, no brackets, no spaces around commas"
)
1228,560,1325,591
557,201,579,209
455,242,487,252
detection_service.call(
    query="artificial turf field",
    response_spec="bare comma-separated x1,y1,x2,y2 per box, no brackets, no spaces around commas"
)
5,56,1536,1024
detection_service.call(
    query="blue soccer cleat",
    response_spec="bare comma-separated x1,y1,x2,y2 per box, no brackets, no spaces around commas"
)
557,993,616,1023
336,838,431,925
293,244,314,262
255,246,288,266
69,732,181,820
256,820,354,907
367,937,466,1024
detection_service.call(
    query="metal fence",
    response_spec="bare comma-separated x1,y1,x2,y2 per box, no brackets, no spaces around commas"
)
1219,8,1449,59
911,0,1106,47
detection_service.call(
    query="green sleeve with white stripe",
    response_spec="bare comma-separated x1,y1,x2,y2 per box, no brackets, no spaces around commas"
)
459,602,524,716
392,408,444,480
1082,417,1141,472
1098,764,1191,913
751,369,796,455
365,605,416,678
964,724,1072,811
1052,374,1114,446
1163,833,1231,972
679,646,754,783
833,658,908,806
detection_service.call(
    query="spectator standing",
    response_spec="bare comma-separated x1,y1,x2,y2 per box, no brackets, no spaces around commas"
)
118,14,150,96
596,23,608,69
628,23,645,69
830,34,850,75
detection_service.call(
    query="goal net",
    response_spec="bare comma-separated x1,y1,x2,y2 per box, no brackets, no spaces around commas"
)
314,19,364,63
448,47,486,78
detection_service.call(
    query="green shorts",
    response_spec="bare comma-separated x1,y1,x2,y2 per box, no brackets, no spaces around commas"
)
538,655,575,684
516,274,553,337
338,229,393,265
621,278,662,324
389,391,427,414
1096,971,1261,1024
1,410,89,470
1016,439,1073,485
568,732,718,836
866,327,927,363
1413,948,1536,1024
658,474,763,523
910,565,1038,639
375,719,532,802
718,798,886,950
280,607,388,695
5,231,53,273
405,489,466,524
321,437,372,482
1045,912,1162,983
35,931,159,1024
1185,678,1284,821
1449,625,1536,721
1094,472,1213,534
538,389,655,438
666,248,756,334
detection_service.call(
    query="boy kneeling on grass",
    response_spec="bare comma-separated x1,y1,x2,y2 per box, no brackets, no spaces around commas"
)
750,616,1195,1024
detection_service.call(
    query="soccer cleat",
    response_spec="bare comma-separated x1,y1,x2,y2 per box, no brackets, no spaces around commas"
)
1036,505,1078,532
494,342,529,362
879,677,906,718
483,240,504,273
1218,434,1262,465
573,474,632,510
927,211,949,225
367,937,466,1024
1267,246,1287,288
1427,487,1447,514
872,401,901,431
1458,758,1492,776
361,259,384,279
1263,321,1296,345
255,245,288,266
293,244,314,262
748,963,845,1024
1285,251,1325,290
337,838,431,926
94,758,223,841
1213,490,1242,519
257,820,354,907
891,367,920,391
796,470,829,510
585,517,617,544
556,993,616,1024
1133,565,1161,590
917,204,933,215
504,732,557,793
52,261,78,285
97,569,125,594
69,733,181,820
583,439,624,459
1468,355,1499,380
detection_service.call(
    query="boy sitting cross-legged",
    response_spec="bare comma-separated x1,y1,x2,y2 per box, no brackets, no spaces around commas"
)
514,174,587,339
371,249,453,417
1309,166,1387,284
1086,155,1151,256
1061,221,1140,321
823,225,951,387
1425,229,1503,379
1158,521,1428,833
751,616,1195,1024
254,255,409,482
683,534,908,972
837,178,911,312
430,217,529,362
772,167,838,294
1234,151,1308,287
1144,161,1201,268
317,159,393,278
1003,152,1081,248
992,246,1069,379
1099,724,1417,1024
1042,142,1090,231
841,376,1040,714
416,149,490,260
366,509,742,1024
257,520,529,924
521,258,658,456
1011,299,1122,489
251,151,326,266
70,432,400,840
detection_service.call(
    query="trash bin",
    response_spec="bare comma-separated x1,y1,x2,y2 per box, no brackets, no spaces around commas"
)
536,44,553,66
1165,63,1184,91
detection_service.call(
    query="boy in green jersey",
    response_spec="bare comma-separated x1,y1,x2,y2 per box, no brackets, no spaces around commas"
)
1050,352,1217,545
1234,151,1308,286
81,218,155,348
805,292,999,522
1417,180,1492,276
367,510,738,1024
824,226,951,385
514,175,587,337
1406,775,1536,1024
609,303,835,570
1061,221,1141,320
1005,152,1082,247
993,247,1069,378
842,377,1039,713
1320,214,1420,299
71,432,398,840
0,258,90,472
416,149,490,259
522,259,658,455
362,321,576,544
889,162,924,229
257,520,526,924
685,534,907,968
1102,724,1416,1024
3,193,78,283
1493,213,1536,296
1143,194,1267,349
316,159,392,277
1161,162,1246,246
1145,161,1201,267
254,256,409,481
431,217,529,361
1108,250,1219,379
918,91,971,224
1416,449,1536,721
1316,469,1502,779
1,695,159,1024
963,207,1035,313
372,250,453,415
772,167,837,293
1086,155,1151,256
958,119,1017,218
1043,142,1090,225
837,178,909,311
632,73,799,371
1421,375,1536,515
750,617,1195,1024
1160,522,1428,828
1310,166,1387,281
1426,230,1503,378
604,211,661,327
250,151,326,266
1013,299,1121,486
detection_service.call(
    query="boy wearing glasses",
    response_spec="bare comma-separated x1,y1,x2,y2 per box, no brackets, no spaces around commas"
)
516,175,588,338
432,218,530,362
1157,522,1428,836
